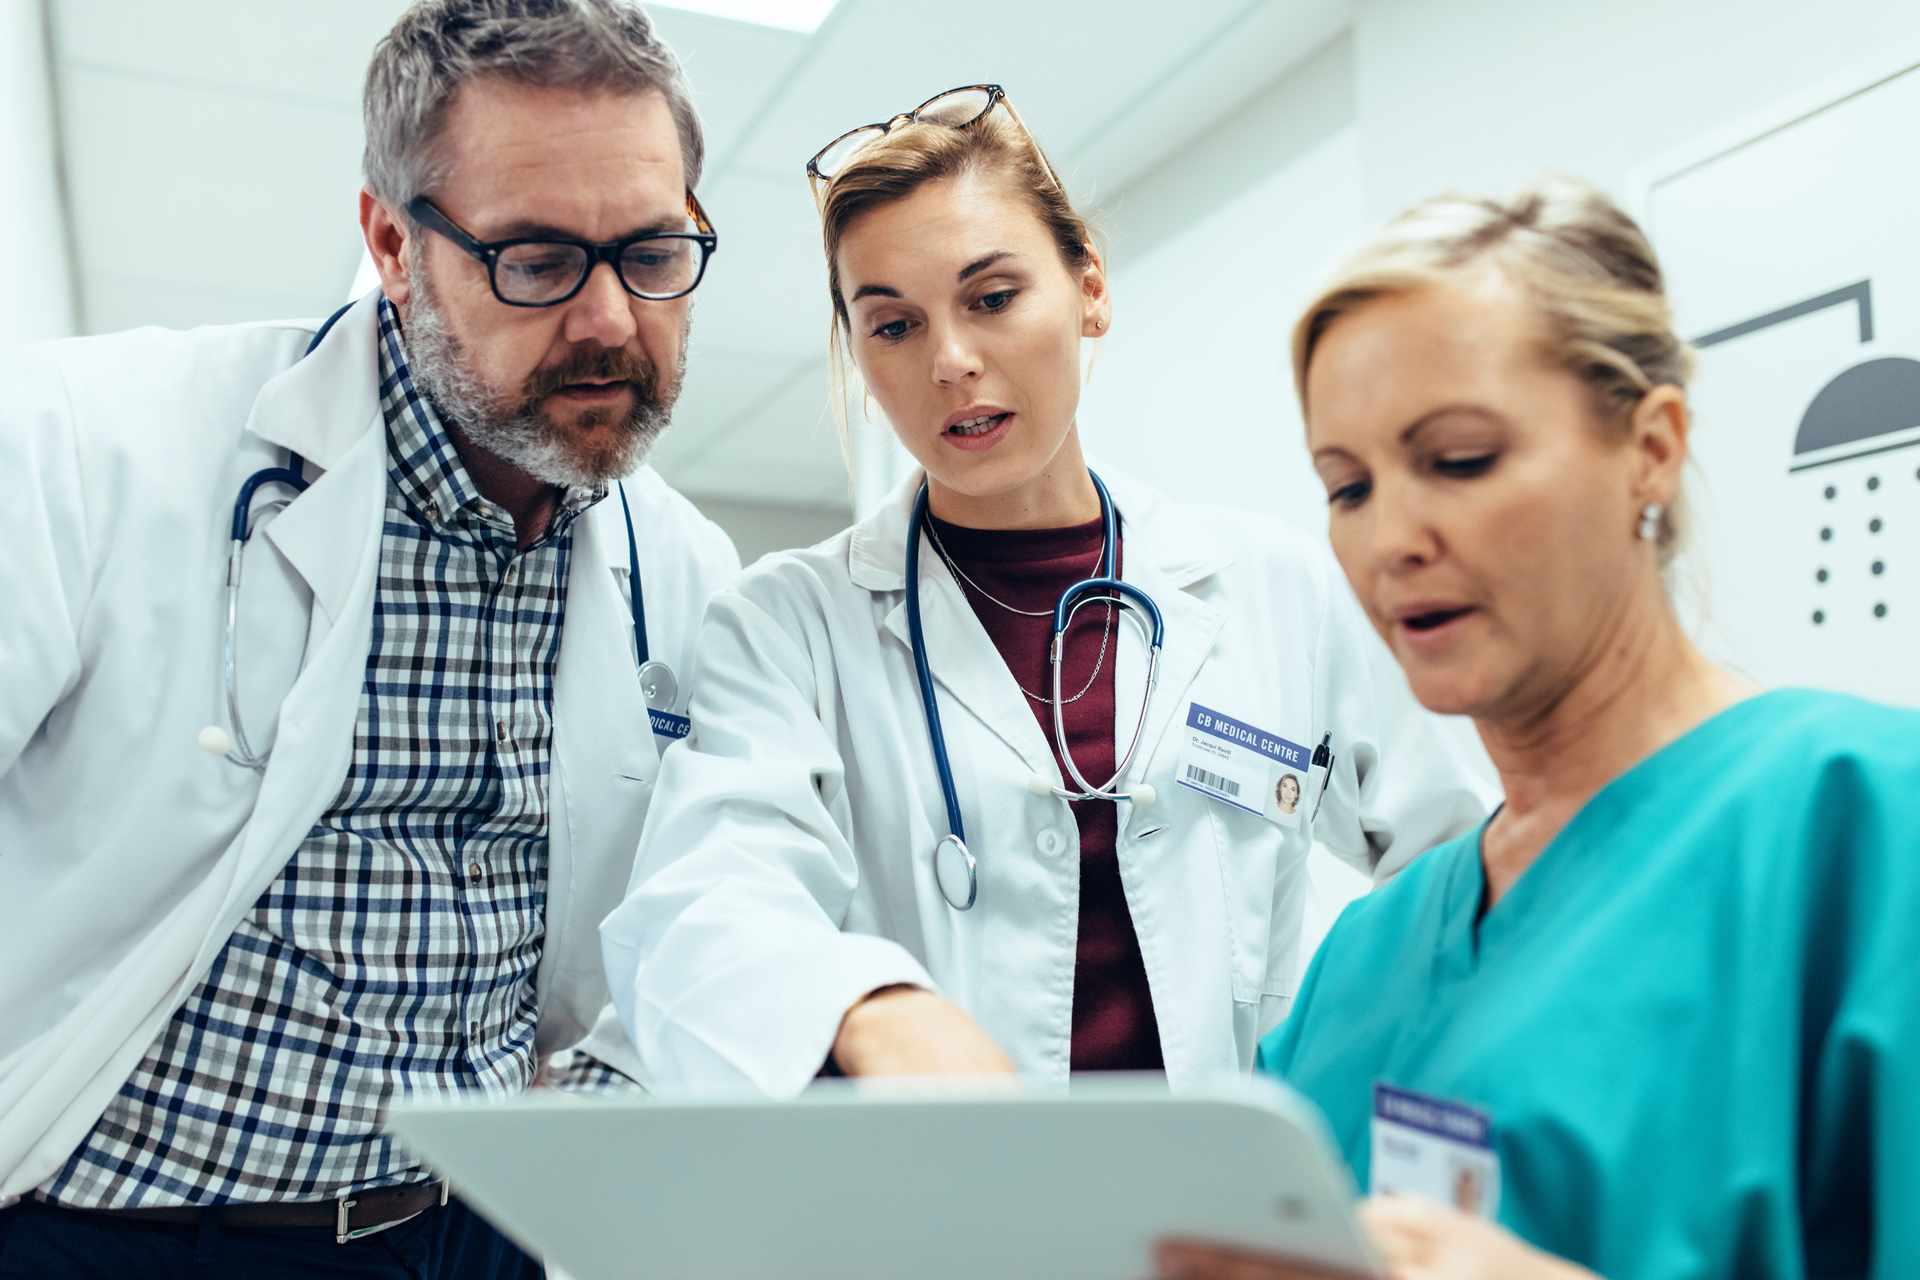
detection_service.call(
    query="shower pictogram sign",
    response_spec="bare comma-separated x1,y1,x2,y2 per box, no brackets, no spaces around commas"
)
1639,52,1920,707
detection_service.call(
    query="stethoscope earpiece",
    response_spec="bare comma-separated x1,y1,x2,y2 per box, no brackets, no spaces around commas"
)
198,726,233,757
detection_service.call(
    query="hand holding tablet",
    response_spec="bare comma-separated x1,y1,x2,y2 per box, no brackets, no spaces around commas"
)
389,1075,1382,1280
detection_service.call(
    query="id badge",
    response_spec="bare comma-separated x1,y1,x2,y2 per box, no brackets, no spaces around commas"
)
1370,1083,1501,1220
1175,703,1311,831
648,709,690,742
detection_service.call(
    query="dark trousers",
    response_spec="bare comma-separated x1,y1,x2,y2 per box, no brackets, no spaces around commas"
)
0,1196,543,1280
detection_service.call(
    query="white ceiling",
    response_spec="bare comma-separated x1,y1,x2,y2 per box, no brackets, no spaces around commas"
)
48,0,1347,510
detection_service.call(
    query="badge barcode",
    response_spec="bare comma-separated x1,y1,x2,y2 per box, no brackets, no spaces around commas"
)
1184,764,1241,797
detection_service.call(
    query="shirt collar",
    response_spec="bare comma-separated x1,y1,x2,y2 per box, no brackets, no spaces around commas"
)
375,296,605,536
846,459,1230,593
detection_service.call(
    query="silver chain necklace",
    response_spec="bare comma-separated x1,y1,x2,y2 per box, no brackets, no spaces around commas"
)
925,518,1115,705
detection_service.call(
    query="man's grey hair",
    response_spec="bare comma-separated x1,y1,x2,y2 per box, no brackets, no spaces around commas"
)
363,0,704,208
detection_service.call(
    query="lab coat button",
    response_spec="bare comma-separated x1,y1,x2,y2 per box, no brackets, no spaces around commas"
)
1034,826,1070,858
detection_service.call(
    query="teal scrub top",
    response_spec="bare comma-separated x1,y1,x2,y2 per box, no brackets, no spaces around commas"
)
1258,690,1920,1279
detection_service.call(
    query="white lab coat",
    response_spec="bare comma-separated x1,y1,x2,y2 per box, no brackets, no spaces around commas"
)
602,466,1496,1096
0,293,739,1200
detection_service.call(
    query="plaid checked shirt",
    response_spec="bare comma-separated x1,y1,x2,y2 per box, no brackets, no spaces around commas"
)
41,299,627,1209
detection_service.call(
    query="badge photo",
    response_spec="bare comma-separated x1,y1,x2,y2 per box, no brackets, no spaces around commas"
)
1266,766,1306,831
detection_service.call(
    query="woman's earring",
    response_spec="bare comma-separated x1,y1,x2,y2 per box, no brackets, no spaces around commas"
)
1094,320,1104,330
1638,502,1664,542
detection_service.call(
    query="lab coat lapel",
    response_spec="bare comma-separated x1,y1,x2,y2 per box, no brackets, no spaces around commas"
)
538,498,657,1047
237,428,384,868
883,563,1060,780
852,471,1053,774
1117,543,1225,771
252,291,385,625
1103,475,1228,835
878,533,1059,781
217,304,391,958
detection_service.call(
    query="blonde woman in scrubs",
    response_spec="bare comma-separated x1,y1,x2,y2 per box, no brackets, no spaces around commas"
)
1161,178,1920,1279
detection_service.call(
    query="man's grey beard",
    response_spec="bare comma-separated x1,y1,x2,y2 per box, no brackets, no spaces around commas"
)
401,252,687,489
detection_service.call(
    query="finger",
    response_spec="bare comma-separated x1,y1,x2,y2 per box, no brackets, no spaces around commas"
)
1154,1237,1373,1280
1357,1196,1446,1269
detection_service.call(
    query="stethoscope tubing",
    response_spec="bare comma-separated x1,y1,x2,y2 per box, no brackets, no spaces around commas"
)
1050,590,1160,800
906,482,970,856
618,480,650,666
909,470,1162,910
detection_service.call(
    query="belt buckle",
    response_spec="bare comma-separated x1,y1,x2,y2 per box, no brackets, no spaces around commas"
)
333,1182,448,1245
334,1196,363,1245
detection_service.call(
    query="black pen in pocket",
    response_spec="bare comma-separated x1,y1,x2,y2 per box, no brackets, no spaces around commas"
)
1309,731,1336,823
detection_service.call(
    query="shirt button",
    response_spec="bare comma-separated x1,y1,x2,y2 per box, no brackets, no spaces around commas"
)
468,862,482,884
1034,827,1070,858
468,1021,479,1040
423,502,439,523
496,719,509,743
504,564,517,585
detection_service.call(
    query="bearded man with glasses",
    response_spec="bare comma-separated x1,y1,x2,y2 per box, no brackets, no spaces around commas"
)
0,2,738,1275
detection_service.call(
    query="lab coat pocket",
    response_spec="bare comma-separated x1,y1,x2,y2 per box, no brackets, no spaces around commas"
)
1205,803,1283,1005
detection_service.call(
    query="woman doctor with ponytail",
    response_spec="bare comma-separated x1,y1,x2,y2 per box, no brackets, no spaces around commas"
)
600,86,1494,1092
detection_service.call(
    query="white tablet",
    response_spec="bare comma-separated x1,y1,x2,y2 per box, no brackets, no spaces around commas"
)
387,1075,1380,1280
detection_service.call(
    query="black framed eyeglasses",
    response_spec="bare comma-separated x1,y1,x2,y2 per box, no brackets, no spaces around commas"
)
406,190,718,307
806,84,1056,194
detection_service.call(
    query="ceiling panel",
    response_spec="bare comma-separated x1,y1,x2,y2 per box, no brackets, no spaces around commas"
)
682,169,829,355
46,0,1349,514
648,8,810,167
60,65,365,329
1065,0,1350,202
666,363,848,505
649,348,800,470
719,0,1277,182
652,0,1356,509
53,0,406,106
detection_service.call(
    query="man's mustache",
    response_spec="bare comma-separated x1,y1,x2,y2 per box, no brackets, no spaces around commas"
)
521,345,663,411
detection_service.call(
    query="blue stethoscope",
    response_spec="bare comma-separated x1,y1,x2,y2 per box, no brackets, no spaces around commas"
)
203,302,663,771
906,469,1164,910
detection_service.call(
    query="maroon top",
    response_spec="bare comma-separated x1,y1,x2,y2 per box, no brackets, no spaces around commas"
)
927,514,1163,1072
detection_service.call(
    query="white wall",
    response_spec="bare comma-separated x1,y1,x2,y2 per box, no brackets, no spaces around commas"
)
1352,0,1920,220
1068,31,1361,536
1081,127,1361,537
687,494,854,566
0,0,76,352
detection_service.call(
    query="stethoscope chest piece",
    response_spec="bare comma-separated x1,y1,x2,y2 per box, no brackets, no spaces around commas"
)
933,833,977,911
637,660,678,711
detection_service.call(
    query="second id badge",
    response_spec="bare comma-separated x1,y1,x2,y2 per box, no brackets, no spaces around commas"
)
1370,1082,1501,1221
1175,702,1311,831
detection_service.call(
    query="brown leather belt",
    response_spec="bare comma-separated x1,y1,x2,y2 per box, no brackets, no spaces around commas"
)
71,1180,449,1244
